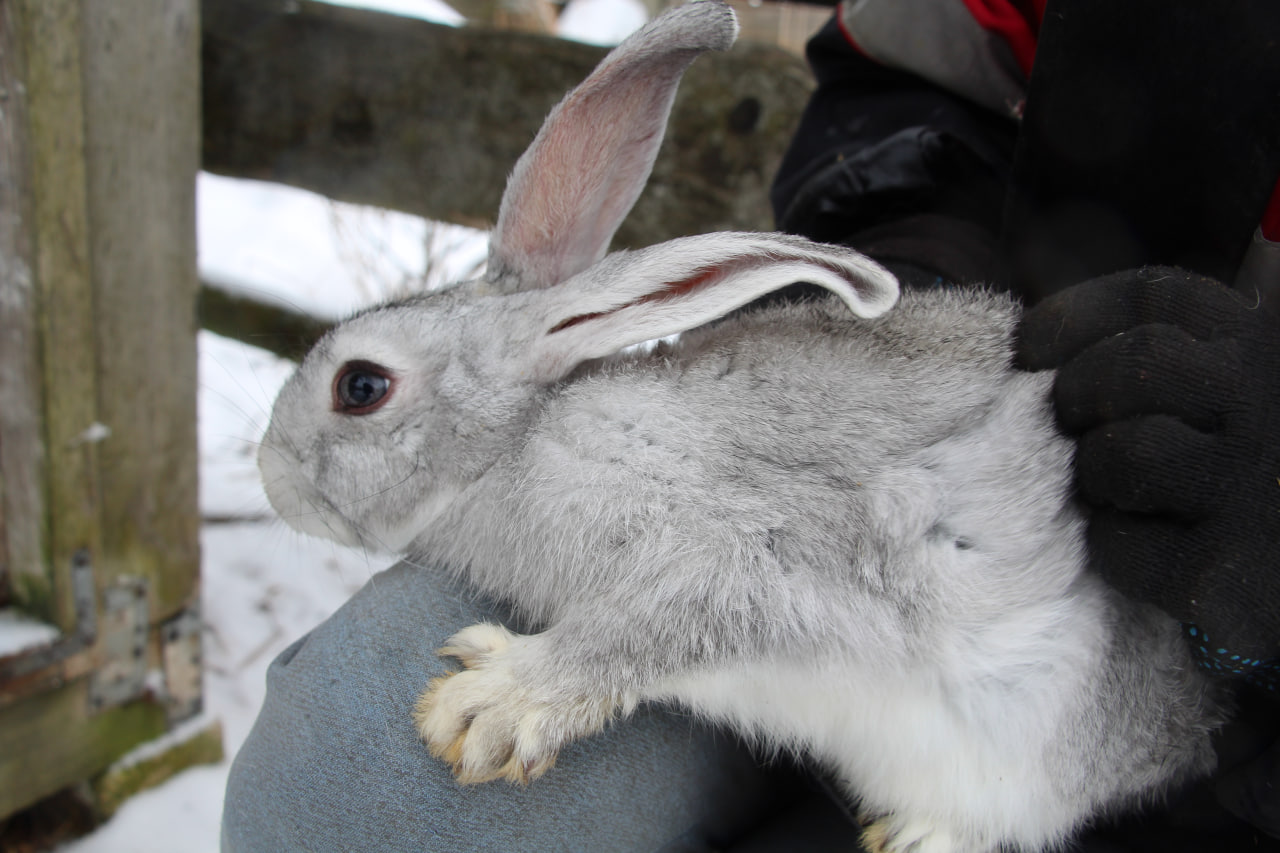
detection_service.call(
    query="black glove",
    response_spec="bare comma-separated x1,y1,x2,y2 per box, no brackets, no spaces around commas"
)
1218,734,1280,840
1015,266,1280,676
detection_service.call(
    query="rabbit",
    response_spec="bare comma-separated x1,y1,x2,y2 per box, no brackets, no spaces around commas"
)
257,3,1225,851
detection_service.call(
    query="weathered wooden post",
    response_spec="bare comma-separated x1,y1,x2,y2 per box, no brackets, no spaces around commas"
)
0,0,219,824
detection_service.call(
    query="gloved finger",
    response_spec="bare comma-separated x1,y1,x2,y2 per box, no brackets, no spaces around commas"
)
1084,509,1200,618
1052,324,1240,434
1216,736,1280,838
1015,267,1244,371
1075,416,1222,519
1088,509,1279,665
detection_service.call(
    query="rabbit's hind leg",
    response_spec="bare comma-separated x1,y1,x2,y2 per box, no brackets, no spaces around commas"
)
412,622,623,785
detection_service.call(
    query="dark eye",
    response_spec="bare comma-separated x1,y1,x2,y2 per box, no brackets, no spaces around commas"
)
332,361,394,414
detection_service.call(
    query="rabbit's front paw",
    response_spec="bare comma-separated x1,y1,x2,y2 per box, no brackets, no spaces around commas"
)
413,623,619,785
862,815,961,853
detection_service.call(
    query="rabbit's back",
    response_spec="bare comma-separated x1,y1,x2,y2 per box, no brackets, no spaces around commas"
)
441,286,1079,656
579,285,1031,484
674,285,1026,458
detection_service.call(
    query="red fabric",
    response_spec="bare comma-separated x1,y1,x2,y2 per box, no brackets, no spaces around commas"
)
961,0,1046,75
1013,0,1047,30
834,6,870,57
1262,176,1280,243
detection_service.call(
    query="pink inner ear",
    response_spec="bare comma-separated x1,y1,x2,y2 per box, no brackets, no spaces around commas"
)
546,264,723,334
530,234,899,386
545,250,879,337
656,265,721,298
494,74,686,292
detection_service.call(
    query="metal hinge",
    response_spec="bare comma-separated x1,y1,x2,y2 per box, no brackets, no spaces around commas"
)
0,552,203,719
159,605,203,723
0,550,97,702
87,576,149,712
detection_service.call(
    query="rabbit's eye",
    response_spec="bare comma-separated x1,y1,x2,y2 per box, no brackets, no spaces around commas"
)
333,361,394,414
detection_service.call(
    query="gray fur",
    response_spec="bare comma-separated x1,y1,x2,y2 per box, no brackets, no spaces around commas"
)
259,4,1223,851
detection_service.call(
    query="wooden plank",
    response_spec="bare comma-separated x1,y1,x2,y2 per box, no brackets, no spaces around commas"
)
201,0,815,248
0,0,208,822
0,0,47,612
81,0,202,621
199,281,333,362
14,0,101,631
445,0,558,32
725,0,831,56
0,679,167,818
92,719,224,818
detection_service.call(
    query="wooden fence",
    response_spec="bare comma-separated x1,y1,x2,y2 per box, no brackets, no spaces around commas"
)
0,0,215,829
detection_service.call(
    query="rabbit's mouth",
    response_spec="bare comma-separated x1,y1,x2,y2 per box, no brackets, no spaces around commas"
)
258,442,364,548
265,470,461,556
263,473,365,549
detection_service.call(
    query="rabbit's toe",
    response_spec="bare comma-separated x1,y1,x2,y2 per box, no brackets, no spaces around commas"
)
413,630,618,785
436,622,513,669
861,815,960,853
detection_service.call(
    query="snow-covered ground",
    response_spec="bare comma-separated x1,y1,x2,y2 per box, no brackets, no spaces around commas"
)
55,2,643,850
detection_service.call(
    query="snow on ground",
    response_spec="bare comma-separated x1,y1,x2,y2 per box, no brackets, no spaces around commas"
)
56,1,638,850
0,610,63,659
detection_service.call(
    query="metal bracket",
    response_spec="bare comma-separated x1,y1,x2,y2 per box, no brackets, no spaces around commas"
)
0,553,204,720
87,576,148,712
70,548,97,643
159,605,203,723
0,549,97,694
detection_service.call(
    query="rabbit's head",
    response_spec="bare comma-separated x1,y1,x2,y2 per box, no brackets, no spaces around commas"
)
259,1,899,552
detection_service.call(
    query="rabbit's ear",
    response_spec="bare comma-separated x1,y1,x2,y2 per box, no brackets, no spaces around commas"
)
528,233,900,381
485,2,738,294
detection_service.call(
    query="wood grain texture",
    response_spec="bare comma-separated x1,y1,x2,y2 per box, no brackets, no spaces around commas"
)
201,0,815,246
0,0,205,820
0,0,46,613
11,0,99,630
82,0,201,621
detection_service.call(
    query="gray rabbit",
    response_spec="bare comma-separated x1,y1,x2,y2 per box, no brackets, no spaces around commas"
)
258,3,1224,851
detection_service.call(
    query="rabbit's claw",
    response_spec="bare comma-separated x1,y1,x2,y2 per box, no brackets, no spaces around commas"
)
435,622,513,670
861,814,961,853
413,623,617,785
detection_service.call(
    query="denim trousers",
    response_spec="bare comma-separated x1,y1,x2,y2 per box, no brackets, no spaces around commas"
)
220,561,846,852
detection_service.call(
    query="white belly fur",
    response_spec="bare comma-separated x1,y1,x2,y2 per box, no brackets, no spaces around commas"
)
650,650,1089,852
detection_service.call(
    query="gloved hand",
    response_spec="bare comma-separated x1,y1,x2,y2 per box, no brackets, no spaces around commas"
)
1218,733,1280,840
1015,266,1280,673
